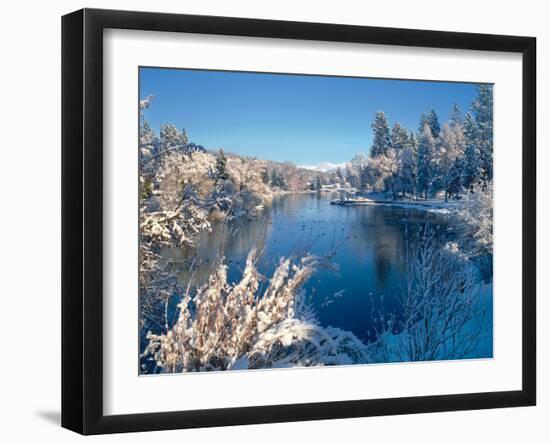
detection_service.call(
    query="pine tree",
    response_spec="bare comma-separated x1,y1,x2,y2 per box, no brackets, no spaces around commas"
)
260,168,270,185
409,131,417,154
315,175,323,191
160,124,189,150
436,123,464,201
450,103,464,128
419,109,441,138
391,122,409,151
418,113,429,134
461,113,482,190
139,119,156,149
370,111,391,157
398,145,417,198
447,158,463,199
180,128,190,146
426,108,441,138
214,148,229,183
416,124,436,199
471,85,493,181
270,169,278,188
359,165,370,193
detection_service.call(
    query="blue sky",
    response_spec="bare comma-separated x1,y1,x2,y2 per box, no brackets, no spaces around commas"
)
139,67,480,165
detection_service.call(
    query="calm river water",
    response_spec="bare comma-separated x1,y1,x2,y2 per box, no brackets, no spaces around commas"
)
165,192,452,342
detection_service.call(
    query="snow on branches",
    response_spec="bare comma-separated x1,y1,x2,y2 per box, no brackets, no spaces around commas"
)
142,248,370,372
369,224,490,362
456,180,493,279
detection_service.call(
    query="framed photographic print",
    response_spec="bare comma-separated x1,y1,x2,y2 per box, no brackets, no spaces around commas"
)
61,8,536,435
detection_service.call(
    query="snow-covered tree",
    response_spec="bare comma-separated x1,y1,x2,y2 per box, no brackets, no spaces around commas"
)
345,164,359,189
426,108,441,138
315,174,323,191
359,164,371,193
260,168,270,185
391,122,409,151
139,94,154,111
139,120,157,150
159,123,189,150
471,85,493,181
379,148,400,195
212,148,229,183
397,144,417,197
435,122,465,201
370,111,391,157
416,124,436,199
418,108,441,138
369,225,488,362
461,112,483,190
457,181,493,259
450,103,464,128
350,152,368,167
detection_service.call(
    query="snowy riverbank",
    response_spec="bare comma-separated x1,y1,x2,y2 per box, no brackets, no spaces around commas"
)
330,192,457,214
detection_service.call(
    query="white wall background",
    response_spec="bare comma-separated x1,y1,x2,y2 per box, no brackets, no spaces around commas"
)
0,0,546,441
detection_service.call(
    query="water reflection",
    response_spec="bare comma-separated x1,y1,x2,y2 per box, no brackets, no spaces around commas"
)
163,192,451,342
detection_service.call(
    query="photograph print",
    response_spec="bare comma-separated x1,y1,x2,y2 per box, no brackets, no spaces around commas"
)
138,68,494,375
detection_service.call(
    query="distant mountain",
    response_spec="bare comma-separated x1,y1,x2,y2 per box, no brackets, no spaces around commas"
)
298,161,349,173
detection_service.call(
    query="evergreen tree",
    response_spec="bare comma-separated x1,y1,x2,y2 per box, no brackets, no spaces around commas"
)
418,113,429,134
214,148,229,183
139,119,156,149
447,158,463,199
416,124,436,199
436,123,465,201
180,128,190,146
160,124,189,150
418,109,441,138
461,113,482,190
450,103,464,128
408,131,417,154
391,122,409,151
398,145,417,198
370,111,391,157
426,108,441,138
260,168,270,185
471,85,493,181
270,169,278,188
359,165,370,193
315,175,323,191
270,168,286,189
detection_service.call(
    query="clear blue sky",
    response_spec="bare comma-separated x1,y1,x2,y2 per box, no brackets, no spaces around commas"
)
139,67,480,165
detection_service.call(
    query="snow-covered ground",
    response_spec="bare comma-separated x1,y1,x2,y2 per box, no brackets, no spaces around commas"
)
330,192,457,214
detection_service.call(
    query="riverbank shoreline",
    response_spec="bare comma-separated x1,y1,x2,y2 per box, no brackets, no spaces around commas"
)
330,194,456,214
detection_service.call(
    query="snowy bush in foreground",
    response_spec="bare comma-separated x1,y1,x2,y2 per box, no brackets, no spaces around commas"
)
369,225,489,362
142,247,369,372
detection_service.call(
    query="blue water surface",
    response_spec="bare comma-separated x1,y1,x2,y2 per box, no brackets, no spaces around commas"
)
165,192,455,343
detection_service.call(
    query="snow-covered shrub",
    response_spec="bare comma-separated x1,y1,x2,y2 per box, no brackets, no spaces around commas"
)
142,248,369,372
457,181,493,256
138,243,182,363
369,224,489,362
456,181,493,279
140,204,211,248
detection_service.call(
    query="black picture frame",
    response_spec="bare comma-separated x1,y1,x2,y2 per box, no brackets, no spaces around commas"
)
62,8,536,435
